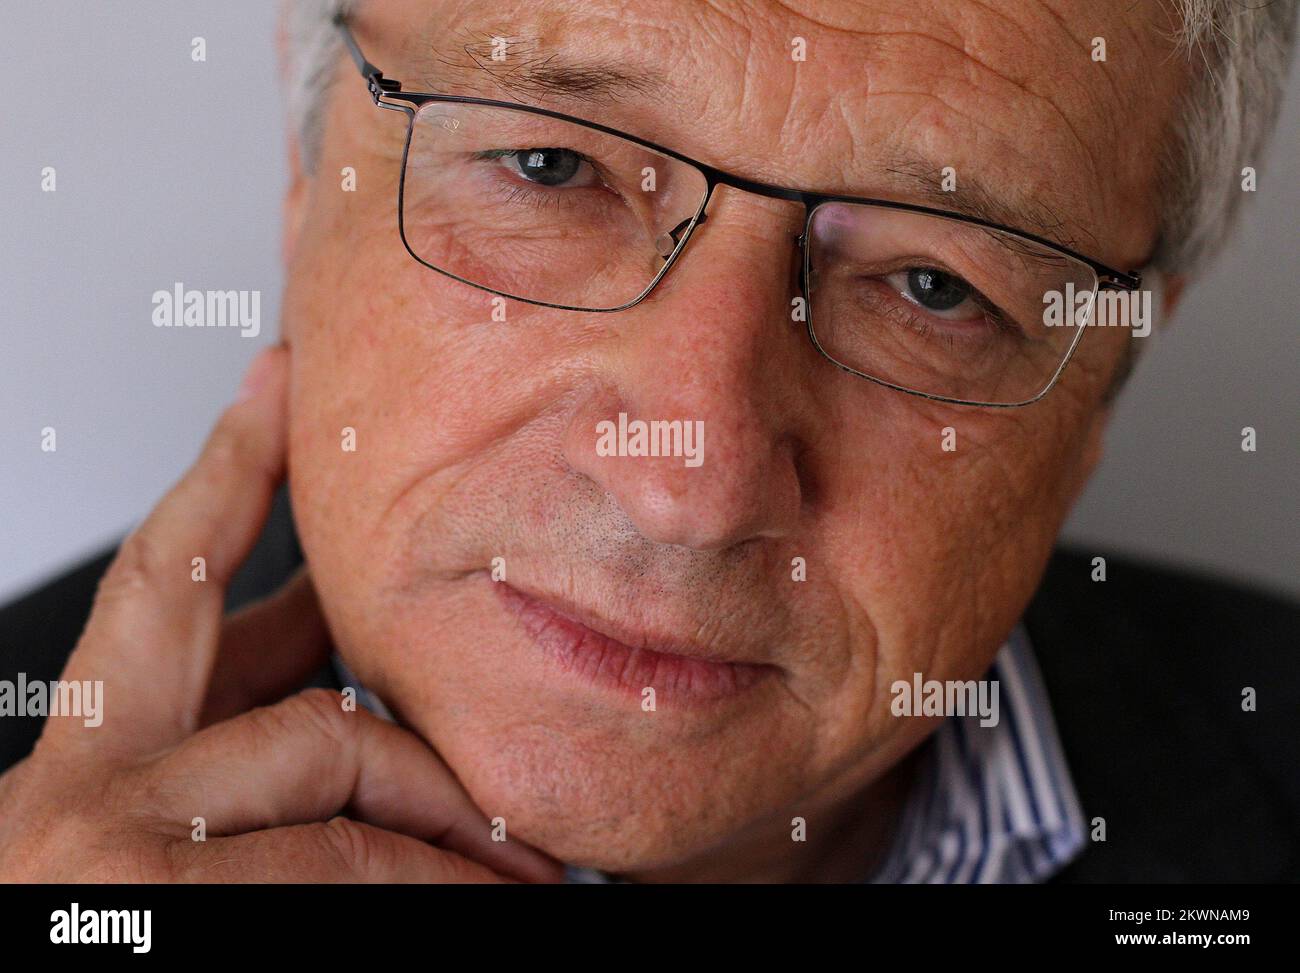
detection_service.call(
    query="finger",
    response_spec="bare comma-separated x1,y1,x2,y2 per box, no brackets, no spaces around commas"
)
57,347,290,755
170,818,513,883
198,570,333,727
149,689,563,883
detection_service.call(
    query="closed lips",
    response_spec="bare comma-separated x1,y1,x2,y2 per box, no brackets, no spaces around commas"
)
493,581,777,703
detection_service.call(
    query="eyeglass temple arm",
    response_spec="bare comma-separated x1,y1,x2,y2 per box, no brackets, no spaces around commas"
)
334,15,403,103
1099,268,1143,291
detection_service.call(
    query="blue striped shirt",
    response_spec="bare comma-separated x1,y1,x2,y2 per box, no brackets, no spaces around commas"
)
865,627,1086,883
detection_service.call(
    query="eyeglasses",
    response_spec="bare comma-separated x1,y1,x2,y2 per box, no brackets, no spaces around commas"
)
337,18,1143,408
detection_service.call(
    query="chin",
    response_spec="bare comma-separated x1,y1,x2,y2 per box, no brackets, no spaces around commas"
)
408,686,813,874
326,566,828,873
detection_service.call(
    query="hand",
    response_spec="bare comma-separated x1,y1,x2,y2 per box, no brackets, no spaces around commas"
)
0,347,562,883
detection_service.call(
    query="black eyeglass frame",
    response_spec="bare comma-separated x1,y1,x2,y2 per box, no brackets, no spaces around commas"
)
336,16,1144,408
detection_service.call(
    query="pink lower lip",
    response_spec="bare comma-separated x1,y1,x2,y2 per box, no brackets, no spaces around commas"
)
493,582,775,704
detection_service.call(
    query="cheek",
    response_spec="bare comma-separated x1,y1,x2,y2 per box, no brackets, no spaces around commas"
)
810,391,1094,715
279,198,578,659
280,185,440,641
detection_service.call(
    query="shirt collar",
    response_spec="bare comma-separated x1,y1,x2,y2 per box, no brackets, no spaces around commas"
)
867,627,1086,883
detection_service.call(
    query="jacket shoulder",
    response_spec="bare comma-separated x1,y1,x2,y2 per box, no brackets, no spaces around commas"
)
0,548,115,771
1027,548,1300,881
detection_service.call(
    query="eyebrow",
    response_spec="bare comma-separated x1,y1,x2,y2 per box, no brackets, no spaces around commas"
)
880,155,1089,252
416,31,665,105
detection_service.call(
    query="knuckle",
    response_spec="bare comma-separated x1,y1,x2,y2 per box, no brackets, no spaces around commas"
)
0,753,179,883
202,418,268,482
203,420,247,469
316,817,380,878
105,763,178,822
160,835,208,883
237,701,296,749
438,847,501,883
86,837,174,884
239,688,348,753
0,792,155,883
285,688,351,742
98,530,165,602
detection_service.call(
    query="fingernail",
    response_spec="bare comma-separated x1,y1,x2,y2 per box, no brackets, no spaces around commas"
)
235,348,275,403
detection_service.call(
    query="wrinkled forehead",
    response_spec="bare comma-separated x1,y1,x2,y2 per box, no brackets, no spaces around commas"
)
360,0,1183,264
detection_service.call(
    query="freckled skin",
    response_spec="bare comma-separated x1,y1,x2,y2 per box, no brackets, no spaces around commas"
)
281,0,1185,880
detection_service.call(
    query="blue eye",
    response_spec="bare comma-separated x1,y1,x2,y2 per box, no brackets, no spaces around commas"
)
887,267,983,321
906,268,969,310
505,148,584,186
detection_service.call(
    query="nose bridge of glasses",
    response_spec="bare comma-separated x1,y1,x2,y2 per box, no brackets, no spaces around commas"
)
659,183,810,308
680,179,812,262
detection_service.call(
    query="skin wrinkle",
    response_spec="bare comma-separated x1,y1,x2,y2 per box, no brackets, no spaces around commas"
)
881,156,1080,249
731,13,797,154
1042,0,1138,112
863,8,1144,254
963,0,1145,150
962,0,1050,70
828,97,864,182
436,13,1086,244
282,0,1182,881
378,383,544,534
886,50,1108,241
769,24,1107,248
833,579,880,725
422,30,666,104
376,332,615,559
404,4,686,111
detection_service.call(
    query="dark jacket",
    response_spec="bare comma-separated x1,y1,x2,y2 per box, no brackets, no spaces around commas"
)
2,490,1296,881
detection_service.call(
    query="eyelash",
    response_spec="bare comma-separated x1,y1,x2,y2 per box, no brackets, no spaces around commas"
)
862,273,1021,343
495,182,570,211
472,149,610,211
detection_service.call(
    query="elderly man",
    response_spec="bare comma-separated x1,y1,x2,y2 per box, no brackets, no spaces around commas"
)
0,0,1295,884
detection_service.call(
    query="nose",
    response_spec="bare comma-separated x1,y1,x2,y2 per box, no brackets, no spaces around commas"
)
561,190,816,551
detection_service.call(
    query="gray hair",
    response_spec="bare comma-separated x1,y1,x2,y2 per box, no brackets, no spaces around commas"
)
281,0,358,174
280,0,1296,278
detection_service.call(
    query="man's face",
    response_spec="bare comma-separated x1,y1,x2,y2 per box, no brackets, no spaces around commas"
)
282,0,1181,874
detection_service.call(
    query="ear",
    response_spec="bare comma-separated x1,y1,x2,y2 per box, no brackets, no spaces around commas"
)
1158,273,1187,326
1074,406,1109,495
282,137,309,271
1068,269,1189,502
